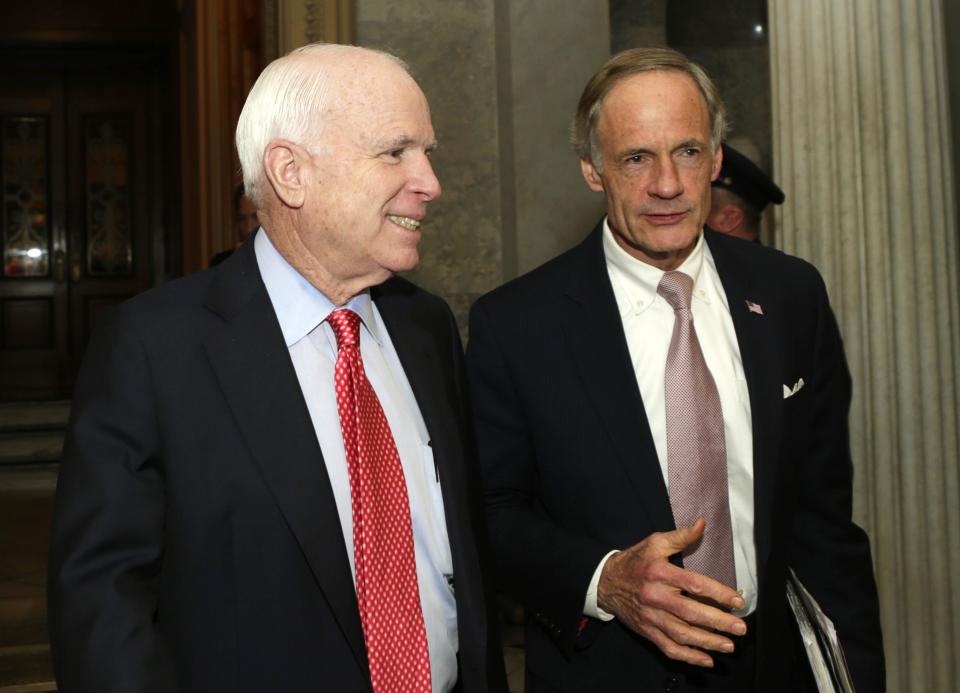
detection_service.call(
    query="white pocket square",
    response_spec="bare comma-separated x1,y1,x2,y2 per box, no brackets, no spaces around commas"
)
783,378,805,399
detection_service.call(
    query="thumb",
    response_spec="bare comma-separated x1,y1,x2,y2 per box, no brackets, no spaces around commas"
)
666,517,706,553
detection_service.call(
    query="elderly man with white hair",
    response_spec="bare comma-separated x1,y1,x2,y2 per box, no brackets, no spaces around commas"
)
48,43,508,693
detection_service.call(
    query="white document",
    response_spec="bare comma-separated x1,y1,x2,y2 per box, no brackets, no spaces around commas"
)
786,568,856,693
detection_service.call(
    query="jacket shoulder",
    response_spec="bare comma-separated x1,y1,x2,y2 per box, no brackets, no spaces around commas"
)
99,270,215,336
473,234,594,313
375,276,459,327
377,275,447,308
706,231,826,290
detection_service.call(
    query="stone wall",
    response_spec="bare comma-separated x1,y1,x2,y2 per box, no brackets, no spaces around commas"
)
355,0,608,330
356,1,504,327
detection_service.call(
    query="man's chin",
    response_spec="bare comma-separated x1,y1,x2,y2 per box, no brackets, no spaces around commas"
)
383,250,421,276
613,228,700,268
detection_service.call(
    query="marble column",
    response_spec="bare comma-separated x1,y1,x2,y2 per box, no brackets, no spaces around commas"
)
770,1,960,690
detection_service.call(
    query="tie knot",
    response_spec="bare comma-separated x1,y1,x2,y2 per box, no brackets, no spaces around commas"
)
657,271,694,312
328,309,361,350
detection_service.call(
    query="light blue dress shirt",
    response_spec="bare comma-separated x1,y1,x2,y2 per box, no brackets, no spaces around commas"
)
255,230,458,692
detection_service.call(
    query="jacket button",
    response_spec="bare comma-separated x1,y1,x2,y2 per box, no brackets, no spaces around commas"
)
664,675,680,692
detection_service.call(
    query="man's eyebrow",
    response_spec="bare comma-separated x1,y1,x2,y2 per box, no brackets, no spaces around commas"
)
619,146,653,158
384,135,416,148
617,140,707,158
377,135,439,151
675,138,707,149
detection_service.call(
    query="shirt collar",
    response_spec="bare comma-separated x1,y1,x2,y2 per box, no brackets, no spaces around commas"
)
254,230,383,347
602,216,712,318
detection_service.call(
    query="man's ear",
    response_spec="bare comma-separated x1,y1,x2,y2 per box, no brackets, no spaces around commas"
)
580,157,604,193
710,204,744,233
263,140,309,209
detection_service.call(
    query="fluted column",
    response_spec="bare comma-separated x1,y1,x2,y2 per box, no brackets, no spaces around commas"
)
770,1,960,690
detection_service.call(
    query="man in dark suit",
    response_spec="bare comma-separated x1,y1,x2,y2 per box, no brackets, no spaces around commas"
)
49,43,506,693
467,47,884,691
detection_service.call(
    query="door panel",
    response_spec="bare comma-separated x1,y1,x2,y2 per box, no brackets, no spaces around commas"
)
67,66,152,367
0,75,68,399
0,50,160,400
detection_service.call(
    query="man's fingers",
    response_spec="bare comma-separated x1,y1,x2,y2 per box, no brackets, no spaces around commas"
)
658,610,737,655
619,599,742,666
644,550,745,616
673,569,746,614
641,621,716,668
662,592,747,637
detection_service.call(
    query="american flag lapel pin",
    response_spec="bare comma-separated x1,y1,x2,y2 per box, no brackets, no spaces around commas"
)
746,300,764,315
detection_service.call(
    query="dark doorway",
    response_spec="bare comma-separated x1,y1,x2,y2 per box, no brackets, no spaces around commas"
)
0,47,174,400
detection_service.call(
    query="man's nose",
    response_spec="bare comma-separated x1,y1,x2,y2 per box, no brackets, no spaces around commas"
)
649,157,683,198
412,155,442,201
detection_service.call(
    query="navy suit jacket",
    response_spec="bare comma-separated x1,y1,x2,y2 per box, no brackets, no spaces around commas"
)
467,226,884,691
49,238,507,693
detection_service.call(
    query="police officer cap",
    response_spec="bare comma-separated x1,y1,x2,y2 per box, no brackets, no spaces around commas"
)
712,144,785,212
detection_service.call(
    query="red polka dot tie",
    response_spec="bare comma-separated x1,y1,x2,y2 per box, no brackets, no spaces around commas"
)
328,309,432,693
657,272,737,590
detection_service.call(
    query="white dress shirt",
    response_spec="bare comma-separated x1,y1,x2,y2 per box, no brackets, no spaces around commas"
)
585,220,758,619
256,230,458,692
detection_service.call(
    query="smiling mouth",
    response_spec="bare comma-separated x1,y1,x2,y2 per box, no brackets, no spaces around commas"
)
387,215,422,230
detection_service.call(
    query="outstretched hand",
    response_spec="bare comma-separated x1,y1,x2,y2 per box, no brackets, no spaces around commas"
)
597,519,746,668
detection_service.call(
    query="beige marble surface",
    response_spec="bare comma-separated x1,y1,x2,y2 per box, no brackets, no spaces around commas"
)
356,0,610,334
356,0,505,331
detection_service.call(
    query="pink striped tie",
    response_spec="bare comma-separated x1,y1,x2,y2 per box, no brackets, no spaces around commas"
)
328,309,432,693
657,271,737,589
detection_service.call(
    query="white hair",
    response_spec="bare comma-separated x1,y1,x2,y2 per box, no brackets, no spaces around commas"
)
235,43,410,206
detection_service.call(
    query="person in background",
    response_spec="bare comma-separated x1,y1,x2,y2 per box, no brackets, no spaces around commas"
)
704,143,784,243
211,184,260,266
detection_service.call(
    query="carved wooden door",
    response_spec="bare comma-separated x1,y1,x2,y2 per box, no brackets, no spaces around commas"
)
0,50,159,400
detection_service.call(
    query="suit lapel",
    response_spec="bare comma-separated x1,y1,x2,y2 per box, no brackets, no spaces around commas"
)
558,227,676,532
374,281,489,667
373,282,458,473
705,232,782,576
372,281,478,579
202,242,368,673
